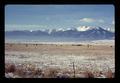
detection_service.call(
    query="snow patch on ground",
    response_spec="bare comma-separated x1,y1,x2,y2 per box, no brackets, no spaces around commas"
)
5,51,115,73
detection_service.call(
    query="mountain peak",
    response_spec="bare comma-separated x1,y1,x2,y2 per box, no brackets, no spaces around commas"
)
76,26,105,31
76,26,93,31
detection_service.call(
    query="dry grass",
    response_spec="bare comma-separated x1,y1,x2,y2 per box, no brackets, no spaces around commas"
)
43,68,59,78
5,63,16,73
5,63,114,78
5,63,43,78
5,43,114,78
105,68,114,78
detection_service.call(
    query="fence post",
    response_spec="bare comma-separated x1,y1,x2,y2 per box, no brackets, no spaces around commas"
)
73,62,75,78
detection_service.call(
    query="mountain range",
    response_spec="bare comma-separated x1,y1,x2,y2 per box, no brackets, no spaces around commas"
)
5,26,114,41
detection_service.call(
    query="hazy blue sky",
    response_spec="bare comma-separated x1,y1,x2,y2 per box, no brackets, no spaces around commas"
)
5,5,114,31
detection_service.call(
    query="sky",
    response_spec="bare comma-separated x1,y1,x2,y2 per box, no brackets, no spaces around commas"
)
5,5,115,32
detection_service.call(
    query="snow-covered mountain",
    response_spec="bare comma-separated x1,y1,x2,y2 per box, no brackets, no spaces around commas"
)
5,26,114,41
76,26,91,31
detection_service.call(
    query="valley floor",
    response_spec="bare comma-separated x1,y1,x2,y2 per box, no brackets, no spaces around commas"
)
5,42,115,78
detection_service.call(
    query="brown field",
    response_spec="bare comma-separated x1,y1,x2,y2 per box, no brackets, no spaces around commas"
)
5,42,115,78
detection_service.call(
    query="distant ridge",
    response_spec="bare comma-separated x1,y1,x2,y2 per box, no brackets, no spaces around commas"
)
5,26,114,40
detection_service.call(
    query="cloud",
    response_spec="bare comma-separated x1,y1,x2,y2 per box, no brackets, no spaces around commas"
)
5,24,48,28
98,19,104,23
80,18,105,23
80,18,95,23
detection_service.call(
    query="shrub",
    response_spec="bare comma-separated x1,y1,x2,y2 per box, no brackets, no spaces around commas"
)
5,63,16,73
